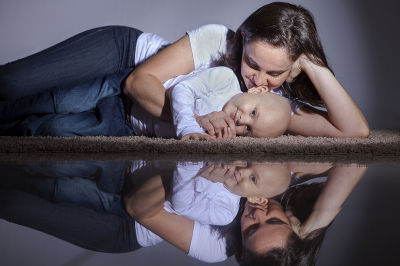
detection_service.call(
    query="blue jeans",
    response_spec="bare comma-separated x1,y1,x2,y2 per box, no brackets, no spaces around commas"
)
0,69,135,136
0,26,142,100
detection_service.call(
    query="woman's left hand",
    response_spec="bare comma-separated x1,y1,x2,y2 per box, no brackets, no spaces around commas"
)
286,55,305,83
286,210,308,238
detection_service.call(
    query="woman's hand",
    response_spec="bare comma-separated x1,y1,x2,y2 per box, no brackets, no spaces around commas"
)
285,210,308,238
195,111,236,138
286,54,306,83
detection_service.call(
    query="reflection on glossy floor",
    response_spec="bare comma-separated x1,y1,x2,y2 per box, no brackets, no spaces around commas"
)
0,155,399,266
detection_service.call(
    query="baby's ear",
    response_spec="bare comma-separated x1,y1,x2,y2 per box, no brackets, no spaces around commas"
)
247,197,268,205
248,86,269,94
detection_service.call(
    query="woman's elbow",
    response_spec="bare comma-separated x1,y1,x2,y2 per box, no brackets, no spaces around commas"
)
122,71,136,97
123,194,134,217
347,123,370,138
357,126,370,138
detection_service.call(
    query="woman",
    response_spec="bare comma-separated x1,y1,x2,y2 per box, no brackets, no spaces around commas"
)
0,2,369,138
125,162,367,265
123,2,368,138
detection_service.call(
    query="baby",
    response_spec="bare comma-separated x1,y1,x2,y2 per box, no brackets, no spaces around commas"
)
167,161,291,225
170,66,292,140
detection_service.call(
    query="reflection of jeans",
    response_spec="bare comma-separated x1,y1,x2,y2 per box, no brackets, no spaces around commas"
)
0,188,141,253
0,26,142,100
0,160,142,252
0,69,135,136
0,161,130,218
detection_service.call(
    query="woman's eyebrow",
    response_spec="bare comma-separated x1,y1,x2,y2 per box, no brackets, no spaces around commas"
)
243,223,260,239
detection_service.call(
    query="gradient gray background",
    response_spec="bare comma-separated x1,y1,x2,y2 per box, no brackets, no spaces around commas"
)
1,0,399,129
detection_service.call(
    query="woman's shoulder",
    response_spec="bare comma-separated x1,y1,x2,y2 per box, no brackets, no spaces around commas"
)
186,24,234,70
186,24,233,49
187,24,230,36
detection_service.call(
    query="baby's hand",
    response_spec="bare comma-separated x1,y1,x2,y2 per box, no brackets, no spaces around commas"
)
214,126,234,141
181,132,216,142
195,162,236,183
195,111,236,138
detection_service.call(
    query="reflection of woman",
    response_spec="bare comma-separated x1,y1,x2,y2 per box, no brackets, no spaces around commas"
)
0,2,369,138
125,163,367,264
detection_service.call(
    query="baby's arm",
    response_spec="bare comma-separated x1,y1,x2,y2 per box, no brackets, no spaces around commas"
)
171,163,237,225
170,67,240,141
170,82,207,140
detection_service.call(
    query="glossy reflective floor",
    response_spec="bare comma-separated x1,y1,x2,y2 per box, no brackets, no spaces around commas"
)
1,155,399,266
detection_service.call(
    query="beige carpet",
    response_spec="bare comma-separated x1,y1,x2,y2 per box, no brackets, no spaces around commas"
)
1,129,399,157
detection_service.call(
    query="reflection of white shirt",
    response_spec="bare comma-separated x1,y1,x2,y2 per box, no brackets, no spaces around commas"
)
131,24,304,138
133,161,234,263
171,162,240,225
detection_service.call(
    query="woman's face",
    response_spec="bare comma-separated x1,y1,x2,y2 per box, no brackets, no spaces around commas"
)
241,40,294,90
240,199,292,254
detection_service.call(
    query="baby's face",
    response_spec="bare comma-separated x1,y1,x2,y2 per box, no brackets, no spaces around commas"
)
223,162,291,198
222,92,290,138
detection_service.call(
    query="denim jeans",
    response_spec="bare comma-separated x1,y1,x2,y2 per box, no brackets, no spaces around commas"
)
0,69,135,136
0,26,142,100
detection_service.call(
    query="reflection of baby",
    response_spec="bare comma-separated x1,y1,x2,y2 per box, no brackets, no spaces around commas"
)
170,66,292,139
169,161,292,225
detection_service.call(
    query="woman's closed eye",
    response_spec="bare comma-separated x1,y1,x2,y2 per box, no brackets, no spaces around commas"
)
267,69,289,77
267,72,283,77
245,55,260,70
243,223,260,239
265,217,289,225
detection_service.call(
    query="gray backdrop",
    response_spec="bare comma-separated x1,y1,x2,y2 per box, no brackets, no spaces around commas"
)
1,0,399,129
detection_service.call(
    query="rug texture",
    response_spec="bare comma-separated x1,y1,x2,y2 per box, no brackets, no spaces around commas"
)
1,129,399,157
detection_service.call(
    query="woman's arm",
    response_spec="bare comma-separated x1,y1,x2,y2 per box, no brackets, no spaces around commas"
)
288,162,333,182
123,35,195,121
287,164,367,236
287,56,369,138
124,171,194,253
